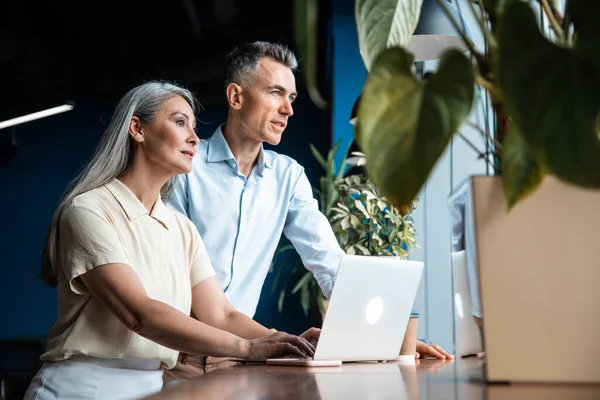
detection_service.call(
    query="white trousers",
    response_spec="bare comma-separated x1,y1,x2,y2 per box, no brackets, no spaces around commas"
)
23,355,164,400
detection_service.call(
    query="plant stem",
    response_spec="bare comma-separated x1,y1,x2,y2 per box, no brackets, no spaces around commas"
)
473,0,498,32
466,0,497,50
457,132,498,170
539,0,565,41
561,4,571,40
466,121,502,150
435,0,486,67
476,74,495,93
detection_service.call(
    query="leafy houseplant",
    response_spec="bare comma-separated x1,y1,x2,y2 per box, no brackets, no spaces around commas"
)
270,144,418,319
329,156,418,258
353,0,600,212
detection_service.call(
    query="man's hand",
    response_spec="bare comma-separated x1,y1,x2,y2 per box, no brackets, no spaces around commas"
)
415,340,454,360
299,327,321,347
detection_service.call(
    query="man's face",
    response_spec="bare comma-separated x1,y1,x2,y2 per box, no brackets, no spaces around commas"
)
238,57,297,146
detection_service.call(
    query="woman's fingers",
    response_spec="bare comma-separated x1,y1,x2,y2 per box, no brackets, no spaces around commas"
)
291,335,315,356
262,331,317,359
278,342,306,358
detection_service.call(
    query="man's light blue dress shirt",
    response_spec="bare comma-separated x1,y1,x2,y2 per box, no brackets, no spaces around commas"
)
167,126,344,317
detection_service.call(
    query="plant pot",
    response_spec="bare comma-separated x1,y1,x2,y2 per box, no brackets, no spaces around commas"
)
399,316,418,358
455,175,600,383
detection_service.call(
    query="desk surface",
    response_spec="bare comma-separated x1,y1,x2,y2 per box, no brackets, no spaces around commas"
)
146,359,600,400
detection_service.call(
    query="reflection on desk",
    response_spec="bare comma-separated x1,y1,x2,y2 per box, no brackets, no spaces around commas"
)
145,359,600,400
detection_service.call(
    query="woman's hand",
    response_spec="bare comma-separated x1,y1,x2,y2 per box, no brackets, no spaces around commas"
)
299,327,321,347
244,332,316,360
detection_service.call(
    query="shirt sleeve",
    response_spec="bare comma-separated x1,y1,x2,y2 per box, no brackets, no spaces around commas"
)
166,175,190,217
283,168,345,299
58,204,130,295
189,228,217,288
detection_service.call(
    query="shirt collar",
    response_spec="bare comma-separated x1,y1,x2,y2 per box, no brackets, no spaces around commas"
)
206,125,236,163
105,179,172,229
207,124,272,174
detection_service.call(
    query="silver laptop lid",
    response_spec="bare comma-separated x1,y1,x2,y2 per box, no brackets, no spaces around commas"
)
314,255,424,362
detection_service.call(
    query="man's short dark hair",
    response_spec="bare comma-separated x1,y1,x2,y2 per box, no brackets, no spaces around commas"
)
224,41,298,87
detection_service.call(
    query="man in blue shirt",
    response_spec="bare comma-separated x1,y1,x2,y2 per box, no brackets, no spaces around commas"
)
166,41,451,378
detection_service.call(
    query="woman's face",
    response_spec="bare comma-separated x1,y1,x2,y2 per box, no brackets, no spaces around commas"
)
133,95,199,175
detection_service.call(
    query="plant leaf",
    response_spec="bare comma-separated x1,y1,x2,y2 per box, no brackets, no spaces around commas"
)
355,243,371,255
301,285,310,316
356,46,475,213
340,216,351,230
269,258,286,294
372,232,384,246
335,142,351,181
355,0,423,70
355,200,370,218
277,290,286,313
497,0,600,188
500,125,546,209
326,142,340,180
310,143,328,171
294,0,328,109
362,190,378,200
336,202,350,212
291,271,314,295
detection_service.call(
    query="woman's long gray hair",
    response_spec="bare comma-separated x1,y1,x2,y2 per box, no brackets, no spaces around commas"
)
40,81,199,286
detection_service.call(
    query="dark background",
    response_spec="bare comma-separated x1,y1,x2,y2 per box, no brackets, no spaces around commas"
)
0,0,366,340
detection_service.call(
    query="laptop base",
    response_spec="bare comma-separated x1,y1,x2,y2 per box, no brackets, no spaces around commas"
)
266,358,342,367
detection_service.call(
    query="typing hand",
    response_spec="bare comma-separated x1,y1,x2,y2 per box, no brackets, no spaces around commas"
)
245,332,315,360
299,327,321,347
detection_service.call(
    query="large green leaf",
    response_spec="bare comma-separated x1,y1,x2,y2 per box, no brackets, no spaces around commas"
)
500,124,546,209
356,47,475,212
497,0,600,188
355,0,423,71
294,0,328,109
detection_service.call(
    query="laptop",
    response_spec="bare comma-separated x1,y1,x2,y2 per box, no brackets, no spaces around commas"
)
267,255,424,367
451,250,483,357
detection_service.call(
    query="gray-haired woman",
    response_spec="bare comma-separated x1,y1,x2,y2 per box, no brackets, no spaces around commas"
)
24,81,315,400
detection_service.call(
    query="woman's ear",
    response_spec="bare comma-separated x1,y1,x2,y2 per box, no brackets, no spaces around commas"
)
129,116,144,143
226,83,243,110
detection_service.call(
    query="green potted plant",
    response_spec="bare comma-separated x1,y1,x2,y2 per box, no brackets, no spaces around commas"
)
353,0,600,383
329,166,418,259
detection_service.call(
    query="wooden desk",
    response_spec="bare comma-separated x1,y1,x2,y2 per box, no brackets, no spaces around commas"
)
146,359,600,399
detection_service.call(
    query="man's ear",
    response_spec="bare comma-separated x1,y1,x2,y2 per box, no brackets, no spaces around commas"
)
129,116,145,143
226,83,243,110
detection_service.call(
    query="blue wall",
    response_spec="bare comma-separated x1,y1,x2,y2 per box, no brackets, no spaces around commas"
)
0,79,331,339
331,0,367,166
1,106,109,339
